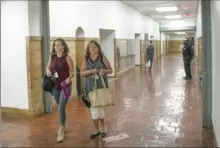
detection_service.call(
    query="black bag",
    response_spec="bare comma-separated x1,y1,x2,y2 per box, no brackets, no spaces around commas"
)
82,94,91,108
42,74,54,94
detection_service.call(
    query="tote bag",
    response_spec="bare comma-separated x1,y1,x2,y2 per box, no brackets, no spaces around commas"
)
89,74,114,107
146,61,151,67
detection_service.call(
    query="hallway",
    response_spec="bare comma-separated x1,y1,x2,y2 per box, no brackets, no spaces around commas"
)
0,54,213,147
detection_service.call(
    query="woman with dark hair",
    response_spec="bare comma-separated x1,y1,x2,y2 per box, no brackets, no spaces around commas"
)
46,38,74,142
80,40,113,139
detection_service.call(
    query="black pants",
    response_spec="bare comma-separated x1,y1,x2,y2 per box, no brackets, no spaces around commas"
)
184,60,192,78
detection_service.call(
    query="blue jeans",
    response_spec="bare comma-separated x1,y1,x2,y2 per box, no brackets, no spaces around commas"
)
147,55,153,69
52,86,71,125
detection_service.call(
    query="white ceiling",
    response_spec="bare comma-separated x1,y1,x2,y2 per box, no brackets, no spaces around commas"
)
123,0,199,22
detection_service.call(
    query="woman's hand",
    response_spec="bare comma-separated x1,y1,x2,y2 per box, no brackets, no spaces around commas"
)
99,69,105,76
91,69,99,74
46,69,52,77
65,77,71,85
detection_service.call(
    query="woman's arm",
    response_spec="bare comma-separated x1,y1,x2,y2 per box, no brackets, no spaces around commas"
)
102,56,113,74
46,56,52,76
80,57,96,77
66,55,74,79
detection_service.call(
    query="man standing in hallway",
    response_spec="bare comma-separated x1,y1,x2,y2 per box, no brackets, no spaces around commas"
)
182,39,193,80
146,40,154,72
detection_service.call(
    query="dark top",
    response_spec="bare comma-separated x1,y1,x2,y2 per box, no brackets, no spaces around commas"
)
51,54,69,90
83,56,108,101
146,44,154,57
182,42,192,59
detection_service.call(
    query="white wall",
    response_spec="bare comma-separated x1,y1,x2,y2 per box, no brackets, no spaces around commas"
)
100,29,115,77
134,34,141,65
1,1,29,109
49,1,160,39
195,0,202,57
196,0,202,38
28,1,43,36
211,0,220,146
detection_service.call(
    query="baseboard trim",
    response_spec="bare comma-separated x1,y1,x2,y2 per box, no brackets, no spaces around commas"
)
1,107,34,117
117,67,135,77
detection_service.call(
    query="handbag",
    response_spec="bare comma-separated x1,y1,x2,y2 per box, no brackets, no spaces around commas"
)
42,74,54,95
82,94,91,108
146,61,151,67
89,74,114,107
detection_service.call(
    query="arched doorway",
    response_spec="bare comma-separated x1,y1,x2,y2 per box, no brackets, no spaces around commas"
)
75,27,84,37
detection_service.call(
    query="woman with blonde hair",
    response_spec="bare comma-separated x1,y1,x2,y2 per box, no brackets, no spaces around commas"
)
80,40,112,139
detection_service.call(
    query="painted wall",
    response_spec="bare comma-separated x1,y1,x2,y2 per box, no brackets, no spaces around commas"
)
99,30,115,77
27,1,43,36
134,34,141,65
49,1,160,39
195,0,202,57
211,0,220,146
1,1,29,109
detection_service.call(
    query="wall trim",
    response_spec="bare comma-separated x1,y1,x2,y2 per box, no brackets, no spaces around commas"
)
115,38,134,40
50,37,76,41
1,107,34,117
26,36,42,41
117,67,135,77
50,37,100,41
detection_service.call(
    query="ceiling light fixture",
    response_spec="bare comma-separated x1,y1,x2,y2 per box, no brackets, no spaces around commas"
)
155,6,178,12
165,15,182,19
175,32,186,35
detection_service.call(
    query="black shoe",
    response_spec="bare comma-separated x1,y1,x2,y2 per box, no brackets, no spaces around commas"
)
100,130,107,138
90,131,100,139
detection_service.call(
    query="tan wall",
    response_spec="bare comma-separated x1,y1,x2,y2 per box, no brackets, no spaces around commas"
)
26,36,45,116
163,40,167,55
169,40,184,53
153,40,160,58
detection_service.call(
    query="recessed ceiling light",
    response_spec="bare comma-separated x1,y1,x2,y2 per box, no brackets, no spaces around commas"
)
165,15,182,19
175,32,186,34
155,6,178,12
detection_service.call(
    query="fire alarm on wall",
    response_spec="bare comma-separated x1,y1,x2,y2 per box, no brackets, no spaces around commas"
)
183,4,188,10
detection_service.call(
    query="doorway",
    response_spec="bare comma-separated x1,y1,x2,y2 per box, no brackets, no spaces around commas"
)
134,33,141,66
99,29,115,77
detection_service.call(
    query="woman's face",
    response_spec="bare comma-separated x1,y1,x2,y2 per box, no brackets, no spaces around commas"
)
54,41,64,54
89,42,98,55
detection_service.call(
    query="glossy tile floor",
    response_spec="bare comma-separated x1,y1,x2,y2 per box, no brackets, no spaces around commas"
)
0,54,213,147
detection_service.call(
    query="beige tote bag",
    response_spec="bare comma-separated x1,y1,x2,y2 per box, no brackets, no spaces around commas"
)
89,75,114,107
